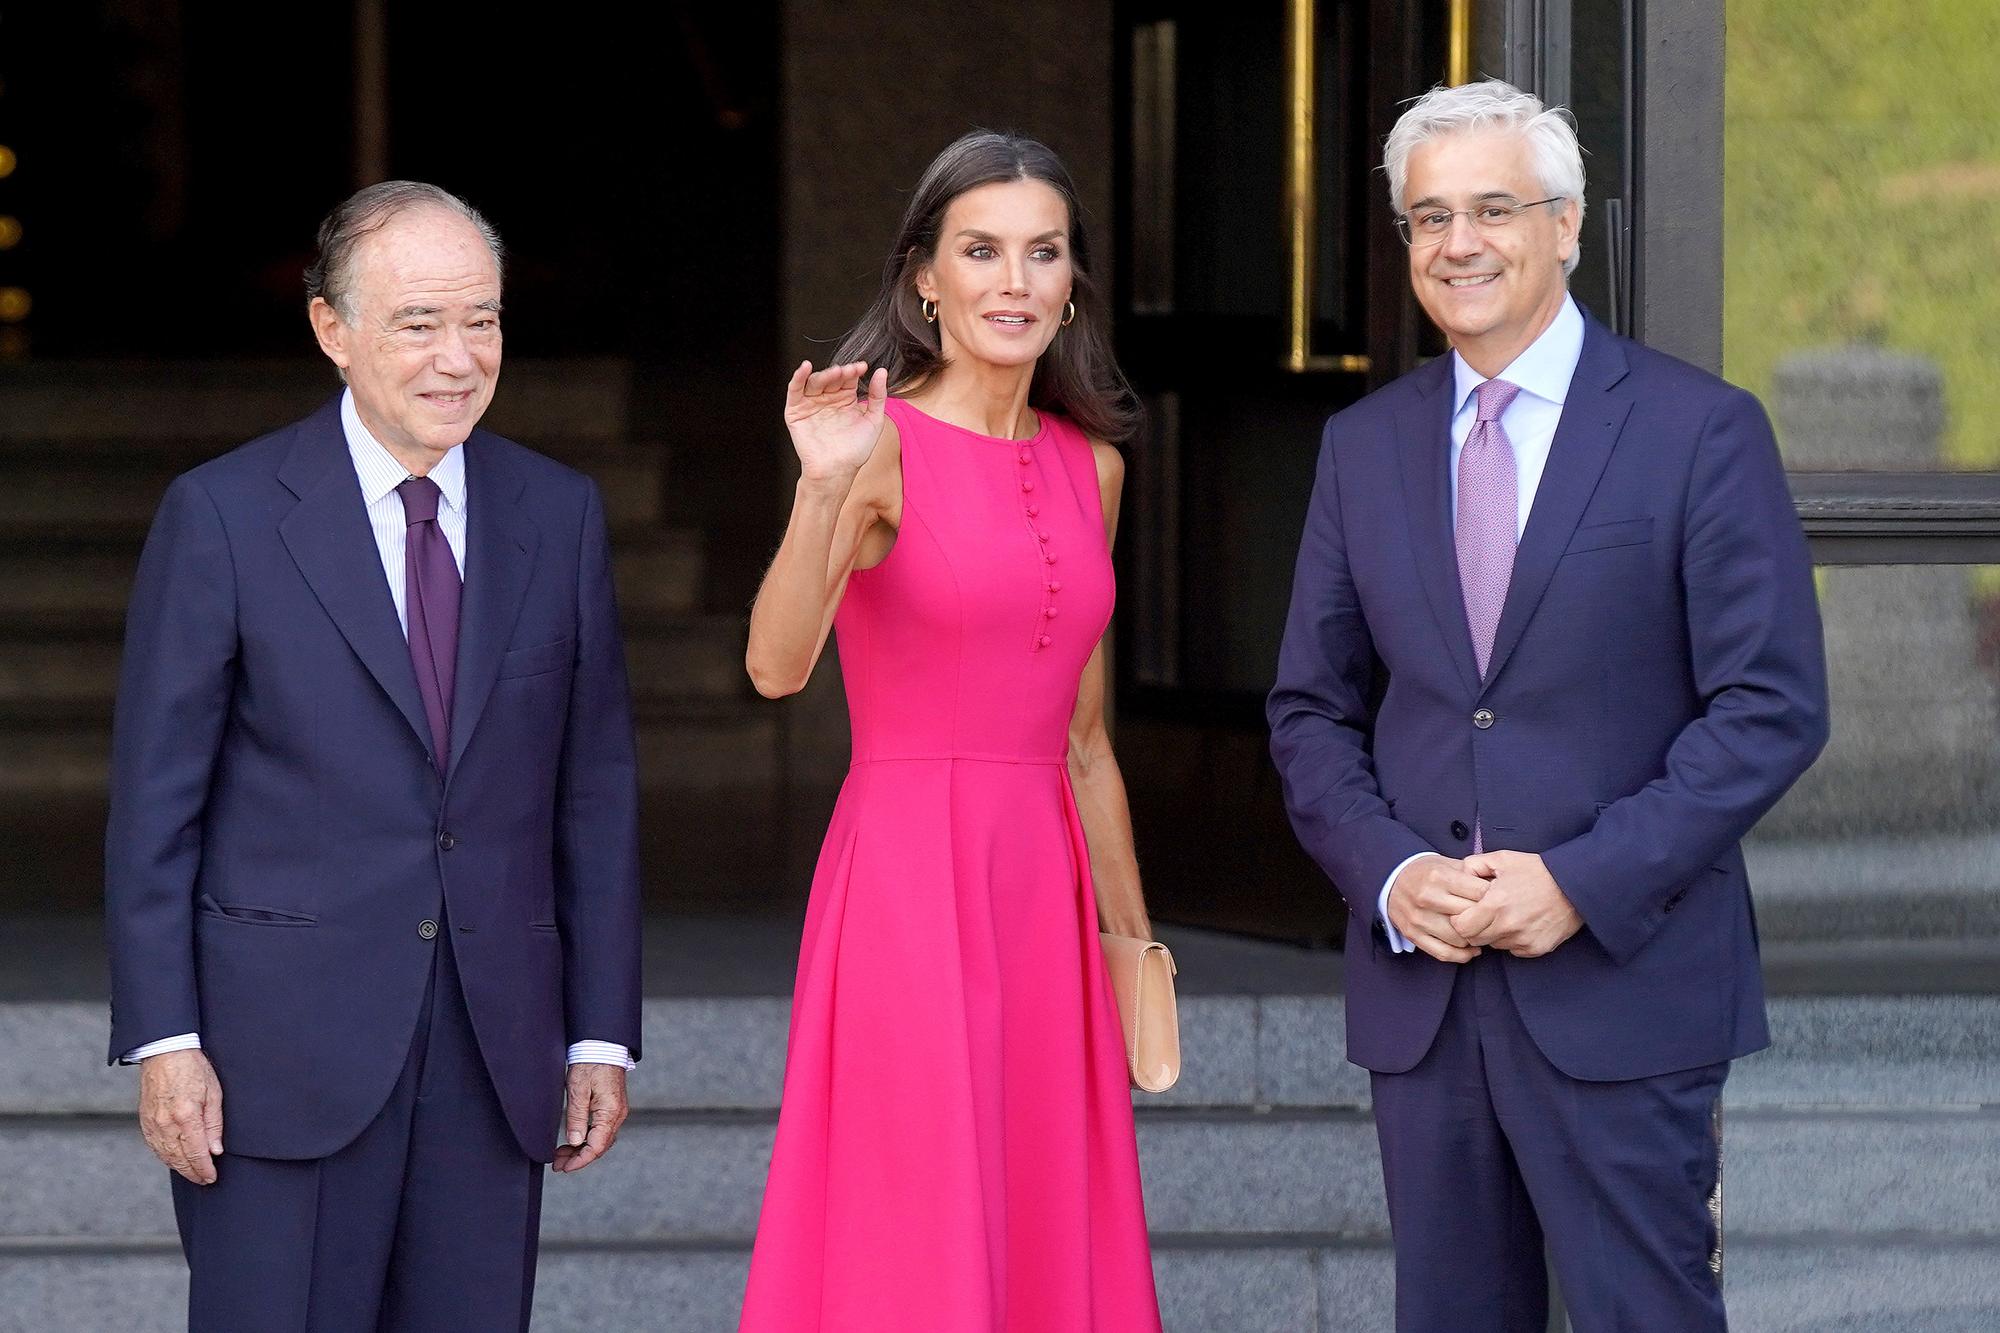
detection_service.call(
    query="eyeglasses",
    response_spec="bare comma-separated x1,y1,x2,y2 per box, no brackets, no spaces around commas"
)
1394,197,1563,247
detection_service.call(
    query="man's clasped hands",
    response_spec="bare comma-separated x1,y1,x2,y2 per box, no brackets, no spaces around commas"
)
1387,850,1586,964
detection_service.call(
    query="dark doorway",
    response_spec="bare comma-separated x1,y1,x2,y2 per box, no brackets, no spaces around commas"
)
1110,0,1447,943
2,6,778,375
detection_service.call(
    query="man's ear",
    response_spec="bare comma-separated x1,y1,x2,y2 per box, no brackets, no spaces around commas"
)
1555,198,1582,268
308,297,350,372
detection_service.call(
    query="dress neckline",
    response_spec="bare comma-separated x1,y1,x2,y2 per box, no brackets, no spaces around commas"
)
893,397,1050,446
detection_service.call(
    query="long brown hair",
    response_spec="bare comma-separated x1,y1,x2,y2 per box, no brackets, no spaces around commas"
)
833,131,1138,443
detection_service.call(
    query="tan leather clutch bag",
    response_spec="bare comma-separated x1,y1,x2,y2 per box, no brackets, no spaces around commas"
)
1099,933,1181,1093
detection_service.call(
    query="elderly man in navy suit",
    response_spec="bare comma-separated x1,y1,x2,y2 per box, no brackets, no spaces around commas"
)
1269,81,1828,1330
106,181,643,1330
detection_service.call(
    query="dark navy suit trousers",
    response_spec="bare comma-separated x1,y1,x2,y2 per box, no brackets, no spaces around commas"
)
1372,951,1726,1333
171,913,544,1332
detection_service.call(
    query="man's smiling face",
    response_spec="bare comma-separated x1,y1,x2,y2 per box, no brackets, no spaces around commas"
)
1402,128,1578,374
311,205,503,469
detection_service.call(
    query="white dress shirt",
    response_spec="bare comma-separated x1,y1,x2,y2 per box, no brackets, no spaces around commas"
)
1379,296,1586,952
127,391,633,1071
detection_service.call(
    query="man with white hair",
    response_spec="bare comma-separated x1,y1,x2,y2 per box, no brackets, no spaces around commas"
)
1269,80,1828,1329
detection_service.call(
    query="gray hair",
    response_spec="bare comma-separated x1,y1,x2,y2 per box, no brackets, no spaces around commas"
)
1384,79,1586,277
304,180,505,323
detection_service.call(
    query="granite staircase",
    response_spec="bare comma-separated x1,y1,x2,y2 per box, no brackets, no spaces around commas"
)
1,982,1995,1331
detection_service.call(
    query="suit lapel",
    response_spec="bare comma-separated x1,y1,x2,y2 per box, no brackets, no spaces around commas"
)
445,435,539,776
1395,358,1483,697
1479,321,1634,693
276,396,433,755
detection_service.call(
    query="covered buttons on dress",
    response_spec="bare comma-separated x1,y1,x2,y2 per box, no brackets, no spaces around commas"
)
1019,438,1062,652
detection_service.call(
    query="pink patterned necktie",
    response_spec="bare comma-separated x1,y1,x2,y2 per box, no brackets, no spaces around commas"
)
1457,378,1522,679
1457,378,1520,855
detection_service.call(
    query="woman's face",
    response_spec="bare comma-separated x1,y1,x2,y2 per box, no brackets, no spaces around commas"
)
916,178,1075,372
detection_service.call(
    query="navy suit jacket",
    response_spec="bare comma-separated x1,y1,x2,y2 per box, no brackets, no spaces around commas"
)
1268,317,1829,1082
106,394,643,1162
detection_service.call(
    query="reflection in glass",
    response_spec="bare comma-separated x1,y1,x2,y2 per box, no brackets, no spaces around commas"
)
1748,565,2000,948
1566,0,1633,333
1724,1,2000,469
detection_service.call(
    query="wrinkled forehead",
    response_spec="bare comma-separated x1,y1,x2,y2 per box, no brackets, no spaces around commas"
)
351,207,502,303
1402,127,1544,208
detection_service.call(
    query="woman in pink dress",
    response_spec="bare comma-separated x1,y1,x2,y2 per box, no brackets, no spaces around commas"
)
739,131,1163,1332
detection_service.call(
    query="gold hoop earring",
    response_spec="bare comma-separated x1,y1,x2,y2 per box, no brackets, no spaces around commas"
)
921,298,938,324
1061,301,1076,328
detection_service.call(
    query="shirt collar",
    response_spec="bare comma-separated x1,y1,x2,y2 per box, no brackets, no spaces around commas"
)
340,387,467,513
1450,293,1586,419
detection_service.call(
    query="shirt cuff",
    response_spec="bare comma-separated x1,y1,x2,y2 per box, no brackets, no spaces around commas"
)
566,1040,635,1071
123,1033,202,1065
1380,853,1441,955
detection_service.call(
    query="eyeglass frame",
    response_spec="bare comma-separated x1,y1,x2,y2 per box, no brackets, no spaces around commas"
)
1393,196,1566,247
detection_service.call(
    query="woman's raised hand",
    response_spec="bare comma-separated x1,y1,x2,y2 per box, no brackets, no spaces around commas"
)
784,360,890,484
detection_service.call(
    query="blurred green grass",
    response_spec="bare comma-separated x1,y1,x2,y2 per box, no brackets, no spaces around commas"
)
1724,0,2000,468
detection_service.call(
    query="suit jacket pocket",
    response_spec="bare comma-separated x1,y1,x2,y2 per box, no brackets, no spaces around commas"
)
1564,517,1654,555
497,637,574,680
197,893,318,927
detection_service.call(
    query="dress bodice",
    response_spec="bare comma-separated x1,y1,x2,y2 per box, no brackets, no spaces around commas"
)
834,397,1116,764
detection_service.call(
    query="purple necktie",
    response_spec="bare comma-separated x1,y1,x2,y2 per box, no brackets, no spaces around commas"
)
398,476,461,772
1457,378,1520,853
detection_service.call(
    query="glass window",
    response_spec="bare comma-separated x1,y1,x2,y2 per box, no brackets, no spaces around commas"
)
1565,0,1634,333
1724,2,2000,470
1749,565,2000,961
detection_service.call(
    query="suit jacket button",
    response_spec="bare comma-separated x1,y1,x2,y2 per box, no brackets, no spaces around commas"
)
1450,820,1470,841
438,832,456,851
1472,709,1495,729
418,920,439,940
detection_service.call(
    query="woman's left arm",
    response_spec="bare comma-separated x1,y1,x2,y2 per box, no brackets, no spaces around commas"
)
1069,442,1153,941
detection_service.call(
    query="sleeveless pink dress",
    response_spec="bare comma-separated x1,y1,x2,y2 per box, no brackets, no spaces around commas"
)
738,399,1162,1331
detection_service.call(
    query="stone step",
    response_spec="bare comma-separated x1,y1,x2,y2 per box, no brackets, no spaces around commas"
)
0,359,635,445
632,702,781,791
11,1102,1997,1249
6,1237,1996,1333
4,1114,1995,1333
626,617,750,703
0,530,700,622
0,445,672,538
614,532,704,617
0,614,747,711
1747,832,2000,941
0,549,148,620
9,995,1996,1118
0,524,713,797
0,726,109,797
6,994,1995,1329
1761,937,2000,996
0,700,773,799
0,1242,1390,1333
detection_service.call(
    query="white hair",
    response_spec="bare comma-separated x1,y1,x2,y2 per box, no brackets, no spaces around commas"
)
1383,79,1586,276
